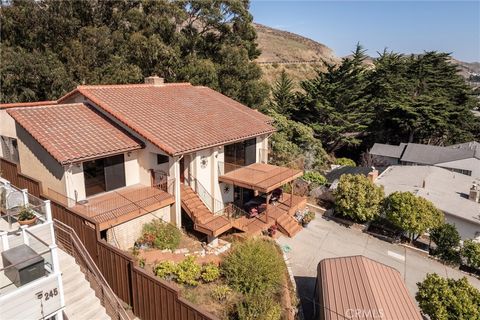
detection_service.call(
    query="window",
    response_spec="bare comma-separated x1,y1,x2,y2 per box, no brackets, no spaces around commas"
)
0,136,19,163
224,138,257,166
157,154,169,165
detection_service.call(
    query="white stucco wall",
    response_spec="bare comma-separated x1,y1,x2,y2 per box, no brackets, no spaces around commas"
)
436,158,480,179
106,205,171,250
64,163,85,202
0,110,18,138
194,148,214,194
0,109,18,159
125,150,140,185
445,214,480,241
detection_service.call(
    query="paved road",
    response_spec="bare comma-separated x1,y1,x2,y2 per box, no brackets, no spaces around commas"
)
277,214,480,320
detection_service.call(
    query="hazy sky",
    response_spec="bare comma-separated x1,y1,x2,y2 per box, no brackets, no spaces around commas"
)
250,1,480,62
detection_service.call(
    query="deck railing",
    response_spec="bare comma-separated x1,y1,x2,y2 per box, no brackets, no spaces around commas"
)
46,184,174,224
185,176,224,213
54,219,130,320
215,202,249,219
0,180,49,230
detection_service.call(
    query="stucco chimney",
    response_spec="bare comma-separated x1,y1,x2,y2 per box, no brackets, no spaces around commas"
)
144,75,164,86
367,168,379,183
469,184,480,202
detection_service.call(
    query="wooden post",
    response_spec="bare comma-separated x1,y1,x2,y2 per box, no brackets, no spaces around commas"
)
265,193,271,223
290,181,293,208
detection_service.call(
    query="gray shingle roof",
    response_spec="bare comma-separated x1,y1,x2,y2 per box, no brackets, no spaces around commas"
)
401,143,476,164
325,166,387,183
370,143,406,158
376,166,480,225
370,141,480,163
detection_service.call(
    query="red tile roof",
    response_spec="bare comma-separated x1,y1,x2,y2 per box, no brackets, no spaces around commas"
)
317,256,422,320
59,83,275,156
0,101,57,109
7,103,142,164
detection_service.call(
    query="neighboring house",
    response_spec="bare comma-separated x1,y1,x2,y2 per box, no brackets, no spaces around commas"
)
0,179,66,320
314,256,422,320
375,165,480,240
0,76,305,248
370,142,480,178
325,166,386,190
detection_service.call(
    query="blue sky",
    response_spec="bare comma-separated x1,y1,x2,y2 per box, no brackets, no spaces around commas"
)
250,1,480,62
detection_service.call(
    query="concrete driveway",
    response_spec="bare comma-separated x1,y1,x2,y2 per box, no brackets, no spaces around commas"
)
277,214,480,320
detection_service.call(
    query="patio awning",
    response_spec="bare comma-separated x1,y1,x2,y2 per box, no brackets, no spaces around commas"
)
218,163,303,193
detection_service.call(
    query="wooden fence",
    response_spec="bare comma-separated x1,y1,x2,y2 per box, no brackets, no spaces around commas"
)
0,158,217,320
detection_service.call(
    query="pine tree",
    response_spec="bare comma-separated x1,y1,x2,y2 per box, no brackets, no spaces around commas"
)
270,70,295,115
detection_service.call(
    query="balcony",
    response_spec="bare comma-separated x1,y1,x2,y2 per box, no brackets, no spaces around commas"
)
0,179,64,319
47,182,175,231
0,178,49,232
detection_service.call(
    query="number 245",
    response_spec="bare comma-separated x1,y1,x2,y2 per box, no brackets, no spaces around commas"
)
44,288,58,301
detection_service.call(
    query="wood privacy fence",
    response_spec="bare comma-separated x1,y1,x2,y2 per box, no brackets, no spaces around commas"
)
0,158,217,320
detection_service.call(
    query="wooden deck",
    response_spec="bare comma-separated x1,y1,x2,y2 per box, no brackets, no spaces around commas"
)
73,184,175,230
231,194,307,236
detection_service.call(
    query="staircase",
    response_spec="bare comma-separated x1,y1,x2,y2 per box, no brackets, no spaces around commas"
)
276,214,302,237
180,184,231,237
58,250,110,320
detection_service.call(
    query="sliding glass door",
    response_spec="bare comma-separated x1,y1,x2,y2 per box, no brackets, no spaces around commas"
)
224,138,257,166
84,154,126,197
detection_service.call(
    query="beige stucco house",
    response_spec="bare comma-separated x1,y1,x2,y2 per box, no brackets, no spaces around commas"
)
1,77,305,249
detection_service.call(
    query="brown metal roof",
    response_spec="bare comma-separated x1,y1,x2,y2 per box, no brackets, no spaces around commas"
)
218,162,303,193
317,256,422,320
7,103,142,164
58,83,275,156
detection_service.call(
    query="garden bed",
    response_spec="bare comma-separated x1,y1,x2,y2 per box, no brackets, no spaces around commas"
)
137,237,295,319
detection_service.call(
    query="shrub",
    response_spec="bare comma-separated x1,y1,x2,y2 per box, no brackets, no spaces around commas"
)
210,284,233,302
416,274,480,320
236,294,282,320
153,261,177,280
201,263,220,283
222,239,285,295
302,211,315,225
430,223,461,264
181,288,199,304
384,192,444,242
139,219,181,250
461,239,480,270
334,174,384,222
302,171,327,187
335,157,356,167
175,256,201,286
138,258,146,268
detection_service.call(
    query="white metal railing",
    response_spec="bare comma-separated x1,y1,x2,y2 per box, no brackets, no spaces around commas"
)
0,179,51,231
184,176,224,213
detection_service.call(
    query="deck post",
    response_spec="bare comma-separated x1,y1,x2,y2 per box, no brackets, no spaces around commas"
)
290,181,293,207
265,193,271,223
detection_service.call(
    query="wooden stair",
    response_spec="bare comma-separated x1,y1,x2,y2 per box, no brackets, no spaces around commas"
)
276,213,302,237
181,184,231,237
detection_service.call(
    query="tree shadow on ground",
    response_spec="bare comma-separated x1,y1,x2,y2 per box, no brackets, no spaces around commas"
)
294,275,317,320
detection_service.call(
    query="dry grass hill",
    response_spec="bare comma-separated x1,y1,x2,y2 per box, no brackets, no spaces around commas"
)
254,23,340,85
254,23,479,86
